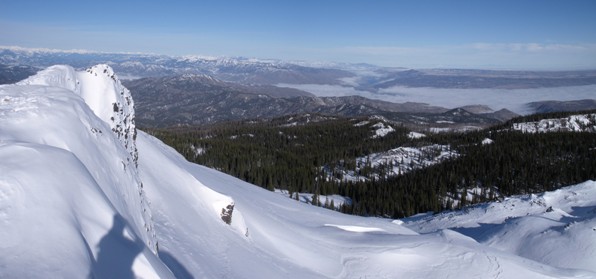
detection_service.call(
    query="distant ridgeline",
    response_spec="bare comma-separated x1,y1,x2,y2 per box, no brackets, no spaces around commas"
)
150,110,596,218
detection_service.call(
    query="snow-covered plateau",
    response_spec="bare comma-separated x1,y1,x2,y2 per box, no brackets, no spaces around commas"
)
1,65,595,278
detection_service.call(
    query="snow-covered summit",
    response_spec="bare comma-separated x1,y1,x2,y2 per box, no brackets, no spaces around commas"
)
18,64,139,163
1,64,164,277
16,64,79,91
0,64,249,278
79,64,139,164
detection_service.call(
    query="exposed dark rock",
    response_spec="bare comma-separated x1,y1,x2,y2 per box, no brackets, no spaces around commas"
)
220,203,234,225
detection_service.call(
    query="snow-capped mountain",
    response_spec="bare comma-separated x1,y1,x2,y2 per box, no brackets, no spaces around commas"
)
1,65,595,278
0,46,352,85
3,46,595,121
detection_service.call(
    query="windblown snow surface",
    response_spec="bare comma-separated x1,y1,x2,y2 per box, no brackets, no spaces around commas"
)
1,65,595,278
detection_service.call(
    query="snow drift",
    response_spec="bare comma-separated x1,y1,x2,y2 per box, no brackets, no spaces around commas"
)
1,65,595,278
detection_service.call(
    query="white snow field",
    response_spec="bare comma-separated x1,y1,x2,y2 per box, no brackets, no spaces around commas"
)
1,65,595,278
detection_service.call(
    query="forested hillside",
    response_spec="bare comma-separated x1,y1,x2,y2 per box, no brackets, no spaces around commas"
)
147,115,412,194
149,111,596,218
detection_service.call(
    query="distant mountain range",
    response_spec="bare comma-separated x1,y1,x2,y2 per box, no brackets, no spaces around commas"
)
0,64,38,84
0,46,353,84
527,99,596,113
123,74,512,128
363,68,596,90
1,46,595,126
3,46,596,89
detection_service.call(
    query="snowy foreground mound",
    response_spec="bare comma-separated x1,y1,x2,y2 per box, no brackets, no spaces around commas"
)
1,65,595,278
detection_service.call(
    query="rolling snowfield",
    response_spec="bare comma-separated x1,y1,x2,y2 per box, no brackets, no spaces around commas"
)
1,65,595,278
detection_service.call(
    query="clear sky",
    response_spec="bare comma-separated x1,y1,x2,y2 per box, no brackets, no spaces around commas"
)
1,0,595,69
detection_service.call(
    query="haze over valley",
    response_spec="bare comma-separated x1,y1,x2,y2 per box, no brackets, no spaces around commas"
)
1,1,596,278
2,46,595,128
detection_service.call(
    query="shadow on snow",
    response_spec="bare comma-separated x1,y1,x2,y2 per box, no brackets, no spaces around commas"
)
90,215,144,279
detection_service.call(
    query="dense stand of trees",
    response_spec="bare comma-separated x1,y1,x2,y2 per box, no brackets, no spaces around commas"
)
147,117,411,194
146,113,596,218
337,131,596,217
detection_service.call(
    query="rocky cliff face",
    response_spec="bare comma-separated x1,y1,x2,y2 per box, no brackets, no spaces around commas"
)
77,64,139,165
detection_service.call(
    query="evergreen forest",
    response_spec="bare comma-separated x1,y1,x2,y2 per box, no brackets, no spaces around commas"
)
146,111,596,218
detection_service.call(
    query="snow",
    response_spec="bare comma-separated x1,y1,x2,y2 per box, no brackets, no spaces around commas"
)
189,144,205,156
353,117,397,138
328,144,458,182
482,137,494,145
512,113,596,133
408,131,426,139
371,122,395,138
403,181,596,273
1,64,595,278
275,189,352,208
363,145,457,176
429,127,453,133
353,120,370,126
324,224,385,233
443,186,501,208
0,66,166,277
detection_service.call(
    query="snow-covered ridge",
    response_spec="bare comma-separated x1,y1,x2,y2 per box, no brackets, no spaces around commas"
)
360,144,457,171
325,144,458,182
353,116,396,138
1,45,101,54
370,121,395,138
17,64,139,164
80,64,139,163
408,131,426,139
512,113,596,133
1,65,164,277
0,64,248,278
0,45,287,69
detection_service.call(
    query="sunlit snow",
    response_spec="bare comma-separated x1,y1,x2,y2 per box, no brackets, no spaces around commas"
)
1,65,594,278
512,113,596,133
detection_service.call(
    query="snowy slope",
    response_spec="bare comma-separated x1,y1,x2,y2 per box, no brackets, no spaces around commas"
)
512,113,596,133
140,132,595,278
403,181,596,273
0,65,168,277
1,65,595,278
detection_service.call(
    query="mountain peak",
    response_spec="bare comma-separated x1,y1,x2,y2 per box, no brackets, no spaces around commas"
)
17,64,138,164
77,64,138,164
17,64,79,92
444,107,473,116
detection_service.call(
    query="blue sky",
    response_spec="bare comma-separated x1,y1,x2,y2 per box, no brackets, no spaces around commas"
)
1,0,595,69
